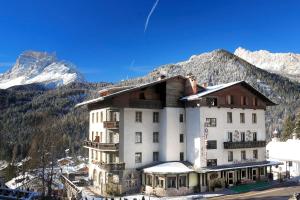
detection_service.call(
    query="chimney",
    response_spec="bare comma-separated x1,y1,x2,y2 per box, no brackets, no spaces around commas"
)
158,71,167,80
185,73,198,95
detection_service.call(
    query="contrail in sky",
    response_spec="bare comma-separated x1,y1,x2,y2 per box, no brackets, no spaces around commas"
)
144,0,160,32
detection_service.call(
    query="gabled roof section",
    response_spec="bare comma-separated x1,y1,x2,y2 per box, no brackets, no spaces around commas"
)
76,75,190,107
181,81,276,106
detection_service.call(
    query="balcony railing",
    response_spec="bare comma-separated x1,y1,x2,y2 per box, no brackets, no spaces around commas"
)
103,121,119,129
223,141,266,149
83,140,119,151
93,161,125,171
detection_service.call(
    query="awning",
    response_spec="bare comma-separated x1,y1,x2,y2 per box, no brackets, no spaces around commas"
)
198,161,283,173
143,162,194,175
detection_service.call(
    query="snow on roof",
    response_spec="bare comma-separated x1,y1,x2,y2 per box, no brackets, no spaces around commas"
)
267,139,300,162
75,75,188,107
143,162,194,174
181,81,243,101
5,174,36,189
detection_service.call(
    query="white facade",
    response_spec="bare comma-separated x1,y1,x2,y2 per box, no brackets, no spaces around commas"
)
79,77,276,196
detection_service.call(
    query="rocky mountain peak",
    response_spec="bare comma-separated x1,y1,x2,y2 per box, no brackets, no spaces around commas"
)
0,51,85,89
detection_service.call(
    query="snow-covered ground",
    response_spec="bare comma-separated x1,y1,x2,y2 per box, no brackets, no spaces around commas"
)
81,192,224,200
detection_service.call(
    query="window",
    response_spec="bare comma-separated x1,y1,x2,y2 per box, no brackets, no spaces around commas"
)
135,111,142,122
207,140,217,149
228,151,233,162
92,113,94,123
253,97,258,106
266,150,269,159
207,159,217,167
179,114,184,123
241,170,246,178
253,132,257,141
241,132,245,142
240,113,245,123
289,161,293,167
241,96,248,105
180,134,184,143
91,131,94,141
205,118,217,127
139,92,145,100
227,112,232,123
260,167,265,175
180,152,184,161
100,111,103,122
228,132,233,142
241,151,246,160
146,175,152,186
135,132,142,143
153,132,159,143
153,112,159,123
179,176,187,187
206,97,218,106
96,112,99,123
252,113,257,124
153,152,159,162
167,177,176,188
226,95,234,105
135,152,142,163
253,150,258,159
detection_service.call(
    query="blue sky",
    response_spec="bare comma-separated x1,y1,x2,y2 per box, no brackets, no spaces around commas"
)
0,0,300,82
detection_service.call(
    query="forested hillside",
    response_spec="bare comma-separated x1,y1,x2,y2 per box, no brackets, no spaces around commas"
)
0,82,110,162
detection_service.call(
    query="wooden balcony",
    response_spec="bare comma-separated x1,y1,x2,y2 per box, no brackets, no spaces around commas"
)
83,140,119,151
103,121,119,129
93,161,125,171
223,141,266,149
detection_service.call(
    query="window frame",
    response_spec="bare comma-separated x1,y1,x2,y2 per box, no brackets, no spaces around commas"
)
240,113,245,123
228,151,233,162
252,113,257,124
153,152,159,162
227,112,233,123
153,132,159,143
153,112,159,123
180,134,184,143
179,114,184,123
135,152,142,163
206,118,217,127
135,132,142,143
135,111,142,123
207,140,217,149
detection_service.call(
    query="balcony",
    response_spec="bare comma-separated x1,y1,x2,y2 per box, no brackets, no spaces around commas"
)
93,161,125,171
103,121,119,129
223,141,266,149
83,140,119,151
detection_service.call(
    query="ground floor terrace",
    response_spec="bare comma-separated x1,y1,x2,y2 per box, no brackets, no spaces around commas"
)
141,161,282,196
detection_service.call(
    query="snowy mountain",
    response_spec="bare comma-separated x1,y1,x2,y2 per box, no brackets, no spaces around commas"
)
0,51,85,89
234,47,300,82
118,49,300,136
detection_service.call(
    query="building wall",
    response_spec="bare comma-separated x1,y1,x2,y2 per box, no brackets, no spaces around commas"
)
185,106,266,167
186,107,202,169
121,108,160,169
160,107,186,161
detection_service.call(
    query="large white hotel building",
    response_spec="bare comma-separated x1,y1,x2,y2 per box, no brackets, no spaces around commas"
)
76,75,279,196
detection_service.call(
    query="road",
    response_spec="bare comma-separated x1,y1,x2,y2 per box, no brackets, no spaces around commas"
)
209,184,300,200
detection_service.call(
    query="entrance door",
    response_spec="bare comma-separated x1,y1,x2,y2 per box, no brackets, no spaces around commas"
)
252,169,257,180
227,171,234,186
